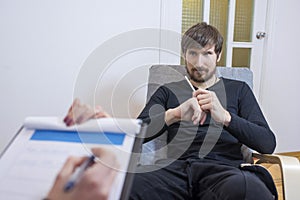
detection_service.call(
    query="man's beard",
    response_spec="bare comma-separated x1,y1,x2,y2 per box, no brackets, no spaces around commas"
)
187,66,216,83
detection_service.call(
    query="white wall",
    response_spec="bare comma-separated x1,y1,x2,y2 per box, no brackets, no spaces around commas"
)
260,0,300,152
0,0,165,152
1,0,298,154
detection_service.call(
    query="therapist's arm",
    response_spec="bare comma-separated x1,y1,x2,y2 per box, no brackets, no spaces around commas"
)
46,148,118,200
64,98,111,126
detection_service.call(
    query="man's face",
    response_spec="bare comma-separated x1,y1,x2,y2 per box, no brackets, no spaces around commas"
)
184,45,220,83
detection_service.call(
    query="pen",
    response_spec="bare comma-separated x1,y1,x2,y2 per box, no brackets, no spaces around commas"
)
64,155,95,192
184,76,196,92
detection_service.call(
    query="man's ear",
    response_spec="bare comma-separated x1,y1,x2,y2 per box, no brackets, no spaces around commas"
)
217,51,222,62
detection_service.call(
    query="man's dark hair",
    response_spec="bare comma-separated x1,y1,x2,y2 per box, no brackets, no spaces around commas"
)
181,22,223,58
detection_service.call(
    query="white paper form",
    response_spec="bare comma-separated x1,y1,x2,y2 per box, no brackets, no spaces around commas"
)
0,117,142,200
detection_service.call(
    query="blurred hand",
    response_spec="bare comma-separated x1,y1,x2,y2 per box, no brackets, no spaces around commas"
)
46,148,119,200
64,98,111,126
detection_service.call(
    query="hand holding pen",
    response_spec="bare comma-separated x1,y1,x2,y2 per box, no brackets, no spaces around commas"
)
46,148,119,200
186,76,231,126
165,76,207,126
63,155,95,192
185,76,207,125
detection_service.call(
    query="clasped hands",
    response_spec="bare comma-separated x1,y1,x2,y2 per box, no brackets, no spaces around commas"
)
165,88,231,126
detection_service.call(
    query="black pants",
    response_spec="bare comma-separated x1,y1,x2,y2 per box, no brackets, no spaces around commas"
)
129,159,276,200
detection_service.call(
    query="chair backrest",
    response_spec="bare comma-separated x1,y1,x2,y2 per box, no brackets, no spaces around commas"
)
140,65,253,165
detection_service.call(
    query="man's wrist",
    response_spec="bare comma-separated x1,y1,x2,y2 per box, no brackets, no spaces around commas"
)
165,108,179,126
223,111,231,127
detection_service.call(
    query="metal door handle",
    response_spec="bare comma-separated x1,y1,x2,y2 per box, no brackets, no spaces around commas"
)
256,32,266,39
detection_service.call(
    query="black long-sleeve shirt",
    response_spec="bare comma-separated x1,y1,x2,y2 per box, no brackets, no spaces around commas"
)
138,78,276,166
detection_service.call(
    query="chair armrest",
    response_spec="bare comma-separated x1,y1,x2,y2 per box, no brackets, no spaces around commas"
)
254,153,300,200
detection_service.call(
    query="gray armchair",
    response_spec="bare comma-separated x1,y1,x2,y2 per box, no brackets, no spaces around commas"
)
139,65,300,200
140,65,253,165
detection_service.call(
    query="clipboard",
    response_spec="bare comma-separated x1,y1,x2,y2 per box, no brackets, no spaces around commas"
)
0,117,146,200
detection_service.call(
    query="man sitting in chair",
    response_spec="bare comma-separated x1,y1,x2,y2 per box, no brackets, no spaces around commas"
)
64,22,277,199
129,22,277,200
